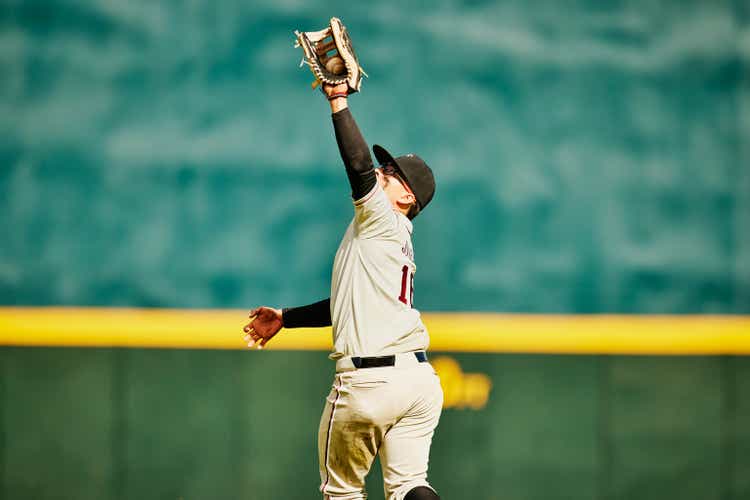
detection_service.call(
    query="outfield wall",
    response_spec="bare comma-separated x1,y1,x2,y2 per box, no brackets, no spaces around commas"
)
1,347,748,500
1,309,749,500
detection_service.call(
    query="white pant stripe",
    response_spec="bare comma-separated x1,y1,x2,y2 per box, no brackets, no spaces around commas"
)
320,375,342,494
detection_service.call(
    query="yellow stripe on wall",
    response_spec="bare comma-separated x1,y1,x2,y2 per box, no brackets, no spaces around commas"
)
0,307,748,354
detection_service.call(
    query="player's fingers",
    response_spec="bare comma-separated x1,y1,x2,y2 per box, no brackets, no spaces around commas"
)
258,337,270,349
243,323,254,334
246,331,261,348
246,332,261,347
248,307,259,318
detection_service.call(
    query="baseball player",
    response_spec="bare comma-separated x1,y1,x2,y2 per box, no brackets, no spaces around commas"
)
243,82,442,500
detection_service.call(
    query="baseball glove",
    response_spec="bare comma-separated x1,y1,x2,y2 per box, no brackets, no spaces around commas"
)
294,17,367,93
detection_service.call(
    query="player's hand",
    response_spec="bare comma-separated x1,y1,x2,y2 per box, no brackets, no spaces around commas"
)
322,82,348,98
242,306,283,349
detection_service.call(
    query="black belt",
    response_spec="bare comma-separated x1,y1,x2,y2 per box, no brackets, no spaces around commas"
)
351,351,428,369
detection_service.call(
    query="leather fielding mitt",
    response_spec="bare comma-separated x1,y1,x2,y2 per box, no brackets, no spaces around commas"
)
294,17,367,93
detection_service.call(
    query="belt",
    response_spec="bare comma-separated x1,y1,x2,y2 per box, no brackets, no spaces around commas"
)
337,351,428,372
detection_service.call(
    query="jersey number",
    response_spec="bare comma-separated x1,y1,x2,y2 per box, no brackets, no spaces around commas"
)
398,265,414,307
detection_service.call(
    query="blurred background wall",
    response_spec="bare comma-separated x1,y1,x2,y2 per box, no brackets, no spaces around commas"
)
1,0,748,499
2,0,748,312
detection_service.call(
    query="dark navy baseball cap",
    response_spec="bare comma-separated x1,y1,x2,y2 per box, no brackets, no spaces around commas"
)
373,144,436,214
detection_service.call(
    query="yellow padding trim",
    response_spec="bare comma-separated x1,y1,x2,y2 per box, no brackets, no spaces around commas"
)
0,307,748,354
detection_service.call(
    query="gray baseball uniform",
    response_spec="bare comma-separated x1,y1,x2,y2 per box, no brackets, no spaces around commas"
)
279,107,441,500
329,182,430,359
320,181,443,500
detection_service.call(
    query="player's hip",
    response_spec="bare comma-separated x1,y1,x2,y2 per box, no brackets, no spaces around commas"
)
322,358,442,426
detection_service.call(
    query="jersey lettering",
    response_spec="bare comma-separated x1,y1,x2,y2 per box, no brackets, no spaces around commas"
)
398,265,415,308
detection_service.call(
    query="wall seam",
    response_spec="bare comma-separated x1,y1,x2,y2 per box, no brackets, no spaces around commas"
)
112,349,127,500
720,356,736,500
596,355,612,500
0,349,6,500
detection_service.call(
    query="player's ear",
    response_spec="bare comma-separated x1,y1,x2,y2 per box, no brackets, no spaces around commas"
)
399,191,416,205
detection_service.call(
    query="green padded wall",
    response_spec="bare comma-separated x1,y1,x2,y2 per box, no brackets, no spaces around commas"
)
1,349,116,499
2,349,749,500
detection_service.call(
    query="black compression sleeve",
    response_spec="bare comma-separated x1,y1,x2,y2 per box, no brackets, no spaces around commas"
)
332,108,377,200
282,298,332,328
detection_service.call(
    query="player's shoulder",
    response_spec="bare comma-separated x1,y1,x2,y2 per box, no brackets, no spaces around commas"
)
352,183,401,238
353,182,385,207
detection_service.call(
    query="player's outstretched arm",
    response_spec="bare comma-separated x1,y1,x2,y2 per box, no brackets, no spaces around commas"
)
322,83,377,200
243,306,283,349
243,298,331,349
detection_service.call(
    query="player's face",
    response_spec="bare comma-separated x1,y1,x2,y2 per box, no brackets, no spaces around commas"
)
377,165,415,209
377,165,407,190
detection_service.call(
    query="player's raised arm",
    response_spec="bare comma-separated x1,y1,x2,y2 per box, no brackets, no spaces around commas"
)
242,299,331,349
323,83,377,201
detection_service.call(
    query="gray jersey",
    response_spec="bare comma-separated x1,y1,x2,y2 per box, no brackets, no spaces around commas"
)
329,183,429,359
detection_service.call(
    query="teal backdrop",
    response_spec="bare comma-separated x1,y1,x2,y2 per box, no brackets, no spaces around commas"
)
1,1,749,499
1,0,748,313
